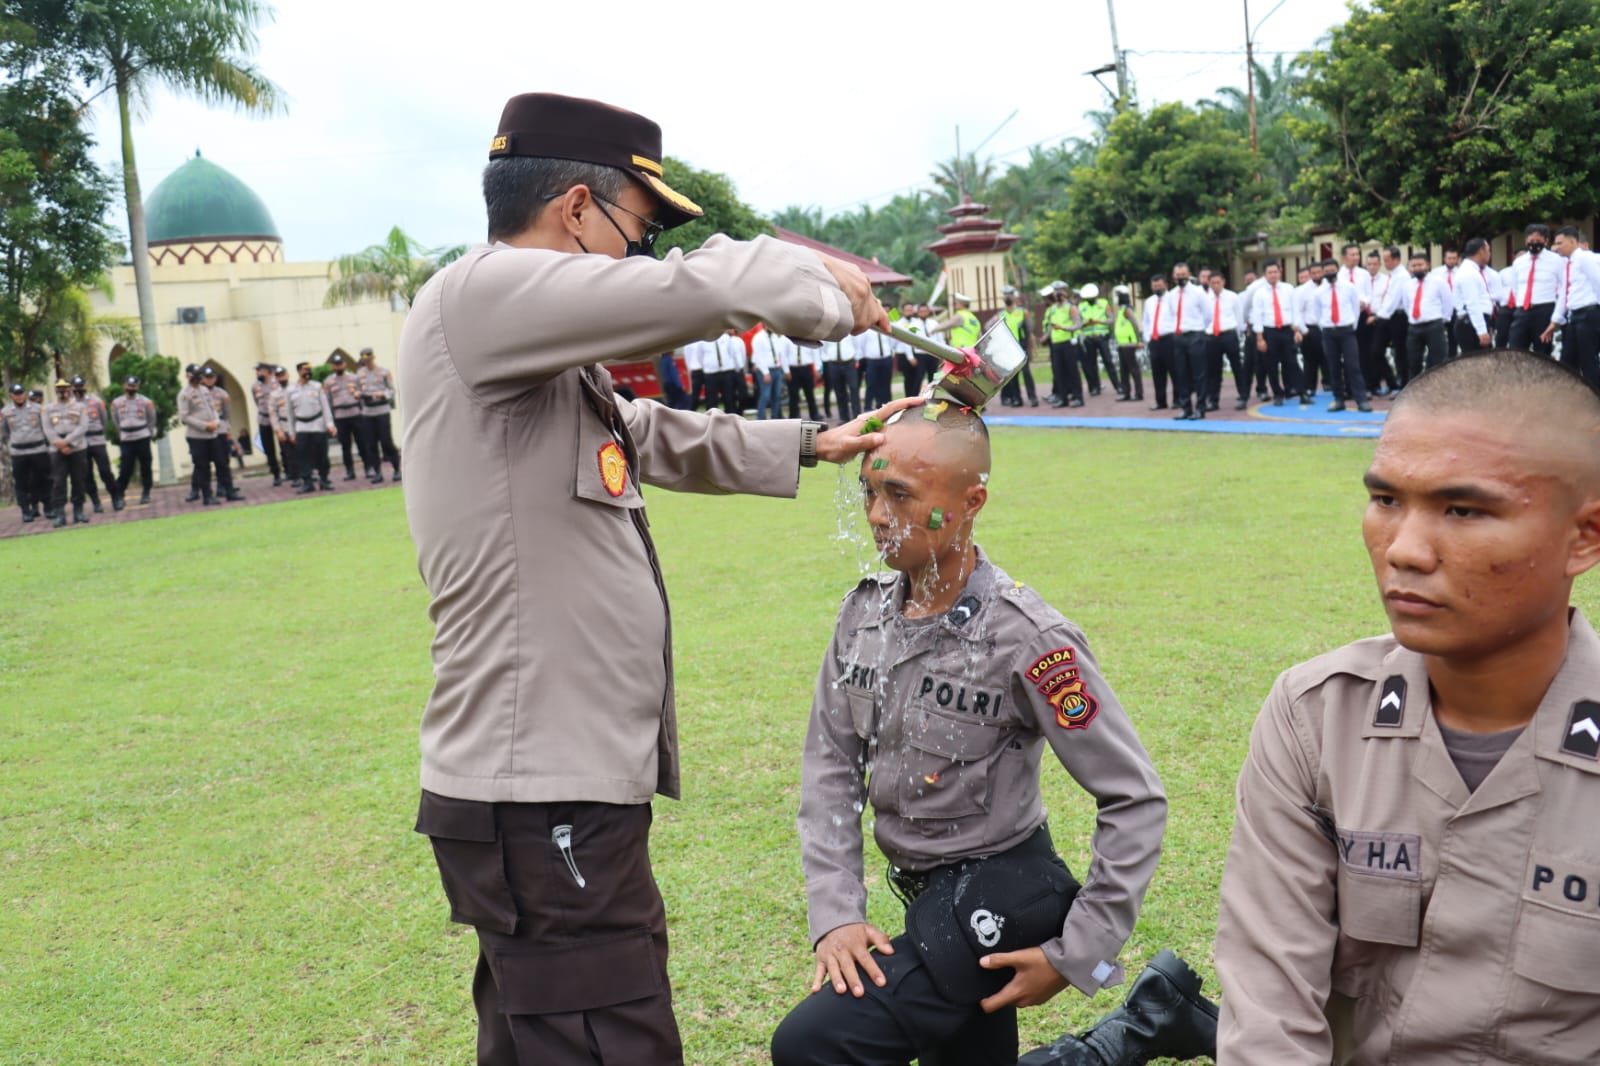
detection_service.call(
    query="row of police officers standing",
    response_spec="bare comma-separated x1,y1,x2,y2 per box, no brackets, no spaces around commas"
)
2,376,157,527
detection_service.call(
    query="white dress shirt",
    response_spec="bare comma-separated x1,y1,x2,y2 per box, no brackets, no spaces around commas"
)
1499,265,1519,308
1552,248,1600,325
1507,250,1561,307
1371,270,1403,319
1168,281,1213,335
1316,275,1361,330
1451,259,1493,335
857,330,894,360
1339,264,1373,308
680,339,709,373
1396,271,1452,325
1249,281,1295,331
749,330,789,373
1206,289,1242,335
1141,293,1166,339
819,336,856,363
1239,277,1267,330
711,333,748,373
1293,280,1320,333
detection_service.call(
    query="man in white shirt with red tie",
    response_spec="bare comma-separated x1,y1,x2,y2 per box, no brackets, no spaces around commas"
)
1542,224,1600,387
1508,223,1559,356
1396,252,1452,382
1452,237,1495,356
1292,265,1322,402
1168,262,1214,420
1204,272,1249,410
1316,257,1370,412
1367,247,1406,391
1142,274,1174,411
1249,260,1300,406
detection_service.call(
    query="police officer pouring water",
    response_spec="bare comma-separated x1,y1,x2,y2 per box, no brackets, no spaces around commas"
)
397,91,907,1066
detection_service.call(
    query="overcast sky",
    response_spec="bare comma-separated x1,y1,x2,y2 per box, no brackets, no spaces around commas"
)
86,0,1344,262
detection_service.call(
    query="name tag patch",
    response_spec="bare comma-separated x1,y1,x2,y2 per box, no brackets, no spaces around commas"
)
1336,827,1421,880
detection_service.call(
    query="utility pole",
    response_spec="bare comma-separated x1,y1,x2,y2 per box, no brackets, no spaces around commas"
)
1105,0,1129,111
1244,0,1258,155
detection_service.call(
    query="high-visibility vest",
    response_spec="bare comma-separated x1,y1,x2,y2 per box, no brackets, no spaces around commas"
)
1080,298,1110,336
1045,304,1075,341
1003,307,1028,343
950,309,981,347
1114,308,1140,346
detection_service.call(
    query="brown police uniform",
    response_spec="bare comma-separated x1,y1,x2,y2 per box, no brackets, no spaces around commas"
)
1216,610,1600,1065
42,394,90,520
252,372,286,482
355,360,400,479
322,366,371,478
773,549,1167,1066
2,396,50,520
401,92,855,1066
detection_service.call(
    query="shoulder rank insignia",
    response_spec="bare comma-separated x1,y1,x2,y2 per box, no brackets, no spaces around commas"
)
947,595,981,627
1563,700,1600,759
1374,676,1406,728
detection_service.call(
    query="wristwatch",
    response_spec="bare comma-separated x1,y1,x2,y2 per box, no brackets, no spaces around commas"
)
799,421,825,467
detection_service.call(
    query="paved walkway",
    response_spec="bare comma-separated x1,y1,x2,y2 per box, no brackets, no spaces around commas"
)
1,466,398,540
983,384,1393,439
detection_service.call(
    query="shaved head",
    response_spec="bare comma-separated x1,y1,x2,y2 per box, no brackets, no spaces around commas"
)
881,402,991,489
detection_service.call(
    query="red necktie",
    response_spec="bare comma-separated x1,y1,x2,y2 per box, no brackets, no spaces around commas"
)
1271,286,1283,328
1331,284,1341,325
1176,288,1185,331
1524,257,1537,307
1212,297,1222,336
1412,277,1424,322
1151,296,1161,340
1567,259,1574,301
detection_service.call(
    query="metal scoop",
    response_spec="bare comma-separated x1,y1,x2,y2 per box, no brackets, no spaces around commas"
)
887,319,1029,411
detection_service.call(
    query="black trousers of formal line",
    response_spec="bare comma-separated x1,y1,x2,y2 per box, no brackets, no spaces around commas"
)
1355,317,1376,383
863,358,894,408
1455,316,1488,356
1510,303,1556,357
824,362,860,422
1081,334,1120,394
687,368,705,411
186,437,214,496
417,794,681,1066
1172,332,1208,414
49,448,88,513
257,422,282,477
1300,327,1323,395
279,434,300,481
1493,306,1514,350
335,415,375,474
1259,328,1299,399
787,364,820,420
1205,331,1248,404
1405,320,1449,381
1048,340,1082,402
1147,335,1174,406
1364,316,1400,391
12,450,50,513
84,442,115,502
999,358,1039,404
1116,345,1143,399
1561,304,1600,387
208,436,234,492
1322,326,1368,404
899,354,924,399
114,439,153,497
360,412,400,472
296,431,330,482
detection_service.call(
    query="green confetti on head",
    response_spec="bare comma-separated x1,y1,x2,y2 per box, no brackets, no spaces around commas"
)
922,401,949,422
871,458,888,470
860,416,884,434
927,509,944,530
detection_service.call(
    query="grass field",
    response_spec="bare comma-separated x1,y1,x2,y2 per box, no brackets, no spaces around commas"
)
6,426,1588,1064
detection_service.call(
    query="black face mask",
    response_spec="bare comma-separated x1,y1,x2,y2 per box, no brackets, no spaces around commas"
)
1411,269,1428,279
1528,242,1546,255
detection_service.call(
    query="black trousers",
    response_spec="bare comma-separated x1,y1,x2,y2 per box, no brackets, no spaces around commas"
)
186,437,214,496
688,368,705,411
1172,332,1208,414
335,416,374,474
1510,303,1556,357
1405,320,1449,381
899,354,924,399
1455,316,1488,356
825,362,860,422
1116,345,1142,400
257,422,282,477
1080,335,1119,394
85,442,116,502
1321,326,1368,404
863,359,894,409
1000,358,1039,404
1147,336,1174,407
49,448,88,512
1364,316,1400,391
416,793,681,1066
1561,304,1600,388
296,431,330,483
1299,327,1323,395
1049,340,1082,402
1493,306,1514,350
12,450,50,513
280,434,300,481
209,436,235,492
114,439,153,496
787,364,820,421
1355,316,1376,383
1259,328,1299,399
360,412,400,473
1205,331,1248,404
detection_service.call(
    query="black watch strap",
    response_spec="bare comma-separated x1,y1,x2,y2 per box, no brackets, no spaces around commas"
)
799,421,824,467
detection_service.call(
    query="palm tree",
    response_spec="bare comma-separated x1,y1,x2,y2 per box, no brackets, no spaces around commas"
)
75,0,284,358
324,226,466,310
929,153,997,208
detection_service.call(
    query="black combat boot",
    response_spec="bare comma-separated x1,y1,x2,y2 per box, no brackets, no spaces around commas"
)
184,490,200,502
91,497,103,514
320,477,335,491
139,491,150,505
112,493,125,512
1017,951,1217,1065
224,488,244,502
73,504,89,524
391,467,400,482
202,493,220,507
52,511,66,528
272,474,282,487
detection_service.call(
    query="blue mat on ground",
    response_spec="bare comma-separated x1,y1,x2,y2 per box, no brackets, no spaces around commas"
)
985,390,1386,439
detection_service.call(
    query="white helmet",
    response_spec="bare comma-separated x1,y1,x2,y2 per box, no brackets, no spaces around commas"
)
1079,283,1100,299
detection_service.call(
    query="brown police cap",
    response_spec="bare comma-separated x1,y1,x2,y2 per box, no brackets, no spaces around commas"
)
488,92,703,229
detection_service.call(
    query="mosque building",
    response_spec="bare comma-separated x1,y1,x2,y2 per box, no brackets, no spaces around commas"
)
90,151,406,479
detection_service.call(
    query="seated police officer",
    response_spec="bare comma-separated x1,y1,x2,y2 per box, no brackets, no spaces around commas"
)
772,404,1212,1066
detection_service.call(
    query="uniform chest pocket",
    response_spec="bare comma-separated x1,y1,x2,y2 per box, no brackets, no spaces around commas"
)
574,416,643,513
897,706,999,821
1335,866,1422,947
1495,902,1600,1066
845,688,877,741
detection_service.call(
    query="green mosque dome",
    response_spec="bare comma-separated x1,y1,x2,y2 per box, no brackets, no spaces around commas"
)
144,151,280,244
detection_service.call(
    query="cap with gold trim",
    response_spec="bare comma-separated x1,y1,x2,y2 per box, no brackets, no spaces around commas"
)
488,92,703,230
